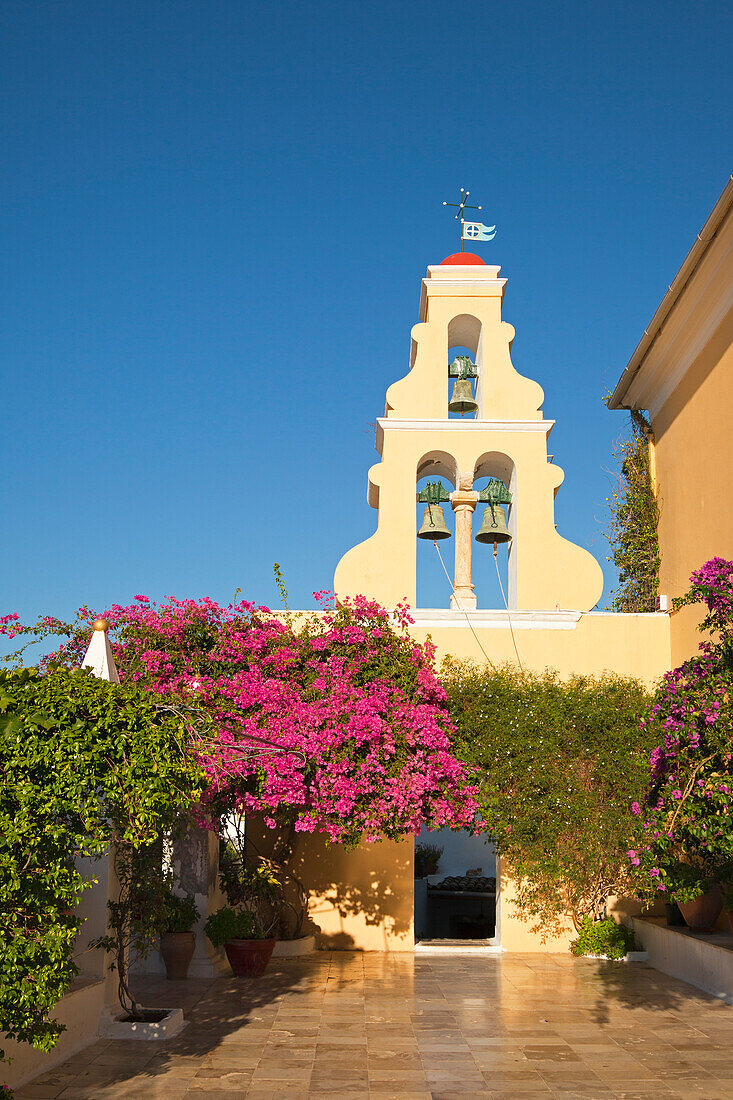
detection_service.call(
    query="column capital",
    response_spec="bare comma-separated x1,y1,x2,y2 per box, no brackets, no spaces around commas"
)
450,490,479,511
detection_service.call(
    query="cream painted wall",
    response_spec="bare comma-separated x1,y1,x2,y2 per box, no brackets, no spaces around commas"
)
411,611,670,684
611,195,733,667
653,306,733,665
250,819,414,952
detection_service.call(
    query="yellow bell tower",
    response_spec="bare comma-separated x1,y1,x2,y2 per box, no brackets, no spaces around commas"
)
335,252,604,613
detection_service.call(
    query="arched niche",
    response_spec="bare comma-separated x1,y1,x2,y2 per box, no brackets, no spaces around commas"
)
447,314,481,355
448,314,483,420
417,451,458,485
416,451,457,609
473,451,517,610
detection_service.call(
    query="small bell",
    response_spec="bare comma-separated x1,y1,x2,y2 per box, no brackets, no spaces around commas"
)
475,505,511,545
417,504,451,540
448,377,478,416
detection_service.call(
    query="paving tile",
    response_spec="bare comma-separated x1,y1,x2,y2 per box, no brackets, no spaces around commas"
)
13,952,733,1099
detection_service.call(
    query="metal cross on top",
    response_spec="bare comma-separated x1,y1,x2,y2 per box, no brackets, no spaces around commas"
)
442,188,496,250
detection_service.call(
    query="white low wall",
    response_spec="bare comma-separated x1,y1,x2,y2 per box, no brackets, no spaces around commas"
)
3,979,105,1090
634,917,733,1003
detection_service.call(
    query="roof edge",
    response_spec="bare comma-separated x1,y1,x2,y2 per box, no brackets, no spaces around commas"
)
608,175,733,411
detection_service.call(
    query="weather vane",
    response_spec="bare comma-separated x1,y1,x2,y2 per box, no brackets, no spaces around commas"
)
443,188,496,251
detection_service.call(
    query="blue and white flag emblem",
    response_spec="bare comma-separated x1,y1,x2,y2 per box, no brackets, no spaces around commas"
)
462,221,496,242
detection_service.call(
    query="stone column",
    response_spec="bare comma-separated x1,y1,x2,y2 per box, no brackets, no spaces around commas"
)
450,487,479,611
172,824,229,979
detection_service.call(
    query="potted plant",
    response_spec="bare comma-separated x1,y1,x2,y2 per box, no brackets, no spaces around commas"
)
415,843,442,879
205,906,275,977
674,879,723,933
206,857,281,977
720,881,733,936
159,891,199,980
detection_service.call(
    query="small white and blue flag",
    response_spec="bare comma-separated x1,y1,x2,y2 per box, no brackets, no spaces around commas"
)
462,221,497,242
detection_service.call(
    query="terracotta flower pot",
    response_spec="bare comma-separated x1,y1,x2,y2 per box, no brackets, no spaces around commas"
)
725,910,733,936
224,938,276,977
160,931,196,980
677,885,723,933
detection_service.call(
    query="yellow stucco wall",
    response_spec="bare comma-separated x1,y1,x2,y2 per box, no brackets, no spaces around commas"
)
653,305,733,665
250,819,415,951
410,611,670,680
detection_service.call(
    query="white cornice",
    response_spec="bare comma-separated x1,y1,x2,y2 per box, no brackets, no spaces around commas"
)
420,274,507,318
408,609,582,629
378,417,554,434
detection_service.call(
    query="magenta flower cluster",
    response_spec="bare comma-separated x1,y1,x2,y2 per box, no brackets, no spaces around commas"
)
2,593,479,847
631,559,733,896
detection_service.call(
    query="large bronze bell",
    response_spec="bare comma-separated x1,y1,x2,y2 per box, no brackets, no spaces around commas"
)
417,504,451,540
475,505,511,545
448,377,478,416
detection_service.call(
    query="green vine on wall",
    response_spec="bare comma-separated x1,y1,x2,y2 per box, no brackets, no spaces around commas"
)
606,410,660,613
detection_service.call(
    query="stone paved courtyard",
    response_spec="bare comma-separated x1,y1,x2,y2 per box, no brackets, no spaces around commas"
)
13,951,733,1099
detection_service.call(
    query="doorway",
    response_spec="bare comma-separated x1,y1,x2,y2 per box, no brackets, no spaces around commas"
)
414,828,499,946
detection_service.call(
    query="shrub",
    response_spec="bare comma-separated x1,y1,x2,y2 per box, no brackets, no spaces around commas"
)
205,906,256,946
571,916,636,960
218,843,282,938
605,412,660,613
162,892,199,934
444,660,654,935
0,666,202,1060
632,559,733,901
414,843,442,878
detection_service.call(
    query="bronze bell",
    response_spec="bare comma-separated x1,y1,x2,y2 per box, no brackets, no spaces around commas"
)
417,504,451,540
448,377,478,416
475,505,511,545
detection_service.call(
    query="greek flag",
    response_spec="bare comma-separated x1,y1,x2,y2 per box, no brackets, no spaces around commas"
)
462,221,497,242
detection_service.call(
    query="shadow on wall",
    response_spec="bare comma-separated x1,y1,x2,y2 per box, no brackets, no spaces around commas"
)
248,818,414,951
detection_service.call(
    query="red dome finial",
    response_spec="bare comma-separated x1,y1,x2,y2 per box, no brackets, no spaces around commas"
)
440,252,486,266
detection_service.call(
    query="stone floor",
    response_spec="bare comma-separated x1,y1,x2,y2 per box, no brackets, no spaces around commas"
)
13,951,733,1099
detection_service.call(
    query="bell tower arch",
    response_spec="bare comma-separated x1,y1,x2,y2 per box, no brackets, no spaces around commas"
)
335,254,603,613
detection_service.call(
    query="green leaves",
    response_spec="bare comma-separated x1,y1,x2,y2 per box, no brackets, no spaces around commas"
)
606,416,660,613
443,660,654,934
0,666,204,1061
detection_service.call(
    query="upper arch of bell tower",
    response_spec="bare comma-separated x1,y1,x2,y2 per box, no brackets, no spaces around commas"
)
385,260,544,421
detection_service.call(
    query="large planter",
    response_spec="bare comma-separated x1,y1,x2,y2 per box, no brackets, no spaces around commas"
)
665,902,686,927
677,885,723,933
224,938,276,977
160,931,196,980
272,934,316,958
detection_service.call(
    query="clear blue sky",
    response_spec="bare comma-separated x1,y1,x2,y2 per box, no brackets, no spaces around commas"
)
2,0,731,625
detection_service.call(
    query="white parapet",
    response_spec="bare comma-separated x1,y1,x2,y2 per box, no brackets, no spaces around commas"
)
634,917,733,1003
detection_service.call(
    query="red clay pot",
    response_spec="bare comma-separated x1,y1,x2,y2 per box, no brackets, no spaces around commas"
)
160,932,196,980
224,938,276,977
677,885,723,932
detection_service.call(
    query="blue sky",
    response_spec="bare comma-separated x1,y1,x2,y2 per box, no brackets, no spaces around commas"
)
2,0,731,626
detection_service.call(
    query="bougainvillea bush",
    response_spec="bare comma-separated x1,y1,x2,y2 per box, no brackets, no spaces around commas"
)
631,558,733,902
1,593,479,1050
4,593,478,854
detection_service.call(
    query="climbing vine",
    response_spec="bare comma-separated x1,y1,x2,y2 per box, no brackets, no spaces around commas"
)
606,411,660,612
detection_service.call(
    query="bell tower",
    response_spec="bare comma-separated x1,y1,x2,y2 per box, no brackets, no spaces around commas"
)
334,252,603,613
